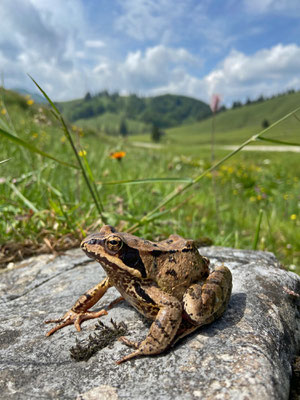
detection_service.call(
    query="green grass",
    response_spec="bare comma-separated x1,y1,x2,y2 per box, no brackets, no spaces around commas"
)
165,91,300,146
75,112,150,135
0,88,299,275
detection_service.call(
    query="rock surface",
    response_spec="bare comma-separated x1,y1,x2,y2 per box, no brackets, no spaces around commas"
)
0,247,299,400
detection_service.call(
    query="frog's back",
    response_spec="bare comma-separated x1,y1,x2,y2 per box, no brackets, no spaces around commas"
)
136,235,209,299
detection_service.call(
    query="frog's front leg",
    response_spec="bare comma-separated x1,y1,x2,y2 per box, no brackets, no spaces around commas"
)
117,286,182,364
45,277,112,336
181,265,232,335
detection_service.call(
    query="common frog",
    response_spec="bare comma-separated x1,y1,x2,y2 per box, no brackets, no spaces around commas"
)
45,225,232,364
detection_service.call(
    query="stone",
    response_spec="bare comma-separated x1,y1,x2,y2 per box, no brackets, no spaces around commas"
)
0,247,299,400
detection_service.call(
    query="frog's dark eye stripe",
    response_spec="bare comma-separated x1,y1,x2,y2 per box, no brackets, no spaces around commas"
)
120,244,147,278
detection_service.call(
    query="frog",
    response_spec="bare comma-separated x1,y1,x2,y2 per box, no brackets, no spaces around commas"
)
45,225,232,364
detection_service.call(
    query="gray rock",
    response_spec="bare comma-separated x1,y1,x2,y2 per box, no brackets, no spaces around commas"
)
0,247,299,400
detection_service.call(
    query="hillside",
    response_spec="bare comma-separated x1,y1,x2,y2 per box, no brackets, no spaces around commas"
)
3,87,300,148
165,90,300,146
57,92,211,135
14,88,47,104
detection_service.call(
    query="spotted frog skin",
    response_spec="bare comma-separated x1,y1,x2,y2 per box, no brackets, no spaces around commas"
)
45,225,232,364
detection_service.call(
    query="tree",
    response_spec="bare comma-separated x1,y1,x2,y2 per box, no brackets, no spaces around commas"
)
218,105,227,113
256,95,265,103
261,119,270,129
84,92,92,101
232,101,242,109
119,119,128,137
151,125,164,142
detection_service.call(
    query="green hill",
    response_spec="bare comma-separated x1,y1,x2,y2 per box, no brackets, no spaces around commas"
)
14,88,47,104
165,91,300,146
57,92,211,135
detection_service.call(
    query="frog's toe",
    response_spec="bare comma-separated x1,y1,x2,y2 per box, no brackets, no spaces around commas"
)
118,336,139,349
116,349,141,364
45,309,108,337
45,317,64,324
45,318,74,337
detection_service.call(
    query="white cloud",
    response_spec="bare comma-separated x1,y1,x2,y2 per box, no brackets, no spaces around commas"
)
244,0,300,15
96,43,300,104
85,40,106,48
202,44,300,103
115,0,187,42
0,0,299,105
114,0,235,54
0,0,106,99
91,45,200,94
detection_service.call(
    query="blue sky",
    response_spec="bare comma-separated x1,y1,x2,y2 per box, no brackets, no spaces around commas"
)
1,0,300,105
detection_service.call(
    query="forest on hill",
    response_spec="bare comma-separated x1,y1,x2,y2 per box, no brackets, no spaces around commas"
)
57,92,211,134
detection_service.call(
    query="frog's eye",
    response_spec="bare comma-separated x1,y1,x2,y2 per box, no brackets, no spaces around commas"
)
105,235,123,253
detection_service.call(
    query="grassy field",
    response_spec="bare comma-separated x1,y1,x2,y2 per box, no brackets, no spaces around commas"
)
0,89,299,274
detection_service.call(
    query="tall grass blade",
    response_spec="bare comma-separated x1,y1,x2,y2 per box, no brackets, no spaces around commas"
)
81,151,104,212
41,179,63,198
30,77,107,223
0,158,11,165
28,75,60,116
253,209,263,250
99,177,193,185
256,137,300,147
7,181,39,213
0,126,79,169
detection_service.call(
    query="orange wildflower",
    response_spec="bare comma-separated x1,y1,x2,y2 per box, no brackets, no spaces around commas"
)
109,151,126,161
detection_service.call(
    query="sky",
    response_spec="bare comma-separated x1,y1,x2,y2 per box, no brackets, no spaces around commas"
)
1,0,300,105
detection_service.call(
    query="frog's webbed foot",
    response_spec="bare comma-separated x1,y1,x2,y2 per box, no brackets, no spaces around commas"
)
45,277,112,337
45,309,108,336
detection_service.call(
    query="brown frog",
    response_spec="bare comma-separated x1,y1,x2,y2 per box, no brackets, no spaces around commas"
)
45,225,232,364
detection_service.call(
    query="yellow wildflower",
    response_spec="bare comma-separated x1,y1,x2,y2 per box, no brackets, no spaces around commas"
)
60,136,66,143
32,133,38,139
290,214,297,221
78,150,87,157
257,195,262,201
1,108,6,115
283,194,289,200
27,99,34,106
250,196,256,202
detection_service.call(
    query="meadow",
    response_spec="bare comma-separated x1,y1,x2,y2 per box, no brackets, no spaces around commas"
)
0,88,299,274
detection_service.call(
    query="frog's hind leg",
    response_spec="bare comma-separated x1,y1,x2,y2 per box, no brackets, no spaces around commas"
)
116,286,182,364
182,265,232,329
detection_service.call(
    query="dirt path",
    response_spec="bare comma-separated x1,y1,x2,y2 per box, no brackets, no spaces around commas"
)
221,145,300,153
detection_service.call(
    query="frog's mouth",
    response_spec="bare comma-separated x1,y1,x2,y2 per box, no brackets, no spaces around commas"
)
80,237,104,258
